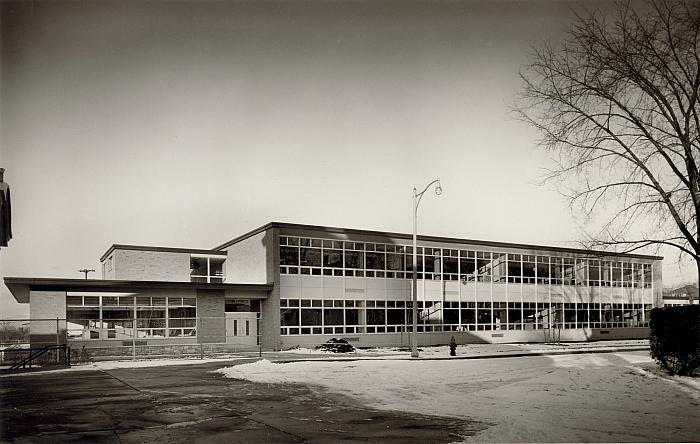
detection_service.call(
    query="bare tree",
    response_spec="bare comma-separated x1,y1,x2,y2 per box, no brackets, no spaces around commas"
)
517,0,700,284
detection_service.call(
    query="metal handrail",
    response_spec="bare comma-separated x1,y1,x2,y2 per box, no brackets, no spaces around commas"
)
8,344,71,370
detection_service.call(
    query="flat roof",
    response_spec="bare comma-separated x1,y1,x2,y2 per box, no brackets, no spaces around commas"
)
100,244,227,262
213,222,663,261
4,277,272,303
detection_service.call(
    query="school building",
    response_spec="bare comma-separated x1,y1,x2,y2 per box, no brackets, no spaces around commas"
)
4,222,663,353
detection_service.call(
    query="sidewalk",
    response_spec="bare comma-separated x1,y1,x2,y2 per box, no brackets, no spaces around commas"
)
1,340,651,376
253,339,651,362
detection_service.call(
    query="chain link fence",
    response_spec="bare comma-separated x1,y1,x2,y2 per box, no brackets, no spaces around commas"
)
1,317,262,364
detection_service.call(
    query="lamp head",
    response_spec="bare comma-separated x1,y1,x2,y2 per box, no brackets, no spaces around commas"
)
435,180,443,195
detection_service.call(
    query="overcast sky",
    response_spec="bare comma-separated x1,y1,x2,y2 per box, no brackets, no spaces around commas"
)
1,0,692,318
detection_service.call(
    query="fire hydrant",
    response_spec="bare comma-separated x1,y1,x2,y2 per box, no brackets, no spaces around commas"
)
449,336,457,356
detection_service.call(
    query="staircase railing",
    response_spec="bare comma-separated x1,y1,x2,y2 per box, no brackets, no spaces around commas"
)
8,344,71,371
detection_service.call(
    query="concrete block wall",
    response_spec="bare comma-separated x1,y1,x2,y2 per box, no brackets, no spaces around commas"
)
112,249,190,281
29,291,67,346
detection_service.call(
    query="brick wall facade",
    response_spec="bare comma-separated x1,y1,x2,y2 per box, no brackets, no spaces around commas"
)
196,289,225,343
113,249,190,281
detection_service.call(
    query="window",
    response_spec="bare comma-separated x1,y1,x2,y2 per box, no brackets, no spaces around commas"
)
190,255,226,283
324,309,344,325
323,249,343,268
367,308,385,325
301,308,322,326
280,247,299,266
443,257,458,274
507,254,521,283
460,255,476,280
366,252,385,270
522,257,536,283
344,250,363,269
300,247,321,267
477,253,495,282
281,308,300,326
387,308,405,325
387,253,404,271
589,261,601,286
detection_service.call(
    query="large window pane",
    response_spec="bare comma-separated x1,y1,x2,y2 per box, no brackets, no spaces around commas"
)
323,249,343,268
324,309,344,325
443,257,458,274
522,258,536,278
460,257,476,275
387,309,405,325
67,308,100,320
210,258,224,278
461,308,476,324
366,252,385,270
345,309,359,325
301,308,322,326
367,308,385,325
300,247,321,267
281,308,299,326
536,257,550,278
280,247,299,266
507,255,521,282
589,261,601,285
477,256,493,277
168,307,196,318
190,257,207,277
344,251,363,269
387,253,404,271
424,250,440,273
102,308,133,319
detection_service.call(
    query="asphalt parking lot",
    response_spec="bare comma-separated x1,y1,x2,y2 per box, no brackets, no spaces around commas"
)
0,360,488,443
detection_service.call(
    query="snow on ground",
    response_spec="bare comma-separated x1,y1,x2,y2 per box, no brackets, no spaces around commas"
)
216,351,700,442
0,355,248,377
277,340,649,359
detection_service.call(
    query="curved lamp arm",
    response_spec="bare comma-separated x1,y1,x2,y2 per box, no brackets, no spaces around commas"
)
414,179,442,210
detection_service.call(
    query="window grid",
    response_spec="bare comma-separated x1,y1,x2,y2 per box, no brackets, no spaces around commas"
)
279,236,654,288
66,296,196,340
279,298,652,336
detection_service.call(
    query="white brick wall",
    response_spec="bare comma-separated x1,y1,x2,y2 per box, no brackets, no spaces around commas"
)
113,250,190,281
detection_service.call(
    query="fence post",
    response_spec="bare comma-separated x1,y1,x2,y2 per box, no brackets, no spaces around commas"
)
132,295,137,361
200,342,203,360
258,314,262,357
56,318,60,364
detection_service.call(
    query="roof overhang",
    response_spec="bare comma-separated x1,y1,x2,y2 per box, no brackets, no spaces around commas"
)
100,245,227,262
215,221,664,261
4,277,273,304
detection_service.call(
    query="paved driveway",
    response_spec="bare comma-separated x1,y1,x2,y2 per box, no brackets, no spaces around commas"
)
0,360,486,443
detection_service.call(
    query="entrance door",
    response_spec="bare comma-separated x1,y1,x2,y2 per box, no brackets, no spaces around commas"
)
225,312,258,347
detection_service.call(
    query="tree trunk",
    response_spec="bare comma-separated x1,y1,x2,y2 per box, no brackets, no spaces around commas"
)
696,259,700,363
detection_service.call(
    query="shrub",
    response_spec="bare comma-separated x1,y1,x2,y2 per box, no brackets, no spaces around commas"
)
649,305,699,376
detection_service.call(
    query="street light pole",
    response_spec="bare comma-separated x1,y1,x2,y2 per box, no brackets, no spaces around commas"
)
412,179,442,358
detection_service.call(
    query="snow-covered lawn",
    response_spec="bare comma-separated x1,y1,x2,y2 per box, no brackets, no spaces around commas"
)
277,339,649,359
216,351,700,442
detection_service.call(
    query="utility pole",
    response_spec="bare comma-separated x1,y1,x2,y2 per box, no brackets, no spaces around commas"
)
78,269,95,279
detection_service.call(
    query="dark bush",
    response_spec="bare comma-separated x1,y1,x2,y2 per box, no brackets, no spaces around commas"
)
649,305,699,376
315,338,355,353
